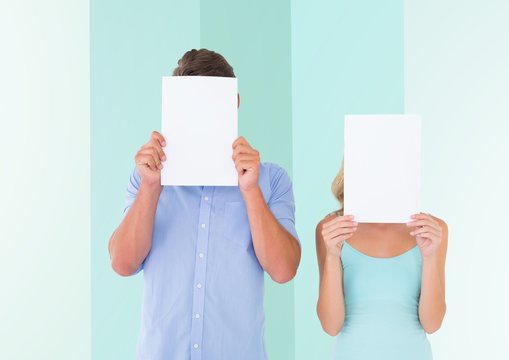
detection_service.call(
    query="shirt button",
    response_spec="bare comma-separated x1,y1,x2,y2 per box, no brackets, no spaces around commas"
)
197,283,202,289
204,196,209,201
193,343,199,349
195,313,200,319
199,253,204,258
201,223,206,228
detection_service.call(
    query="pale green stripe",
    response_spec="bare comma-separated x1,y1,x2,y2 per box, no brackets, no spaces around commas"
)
405,1,509,358
0,1,90,359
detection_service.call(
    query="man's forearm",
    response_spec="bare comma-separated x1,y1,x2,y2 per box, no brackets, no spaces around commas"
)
242,186,301,283
109,183,162,276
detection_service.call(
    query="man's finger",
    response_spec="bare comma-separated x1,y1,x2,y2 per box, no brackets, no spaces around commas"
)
151,131,166,147
138,149,162,167
235,160,256,172
232,143,257,155
136,154,158,171
147,143,166,161
232,153,259,162
232,136,250,149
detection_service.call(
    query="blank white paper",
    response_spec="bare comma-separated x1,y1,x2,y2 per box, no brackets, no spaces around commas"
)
161,76,238,186
343,114,421,223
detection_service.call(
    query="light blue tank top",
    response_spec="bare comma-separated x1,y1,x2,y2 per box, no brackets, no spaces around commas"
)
334,240,433,360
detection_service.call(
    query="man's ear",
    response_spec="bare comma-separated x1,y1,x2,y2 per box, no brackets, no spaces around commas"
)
237,93,240,109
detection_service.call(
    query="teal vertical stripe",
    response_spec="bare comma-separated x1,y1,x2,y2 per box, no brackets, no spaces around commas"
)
291,1,405,359
200,1,295,358
91,1,200,359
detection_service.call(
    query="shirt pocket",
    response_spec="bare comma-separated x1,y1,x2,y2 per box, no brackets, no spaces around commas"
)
223,201,253,251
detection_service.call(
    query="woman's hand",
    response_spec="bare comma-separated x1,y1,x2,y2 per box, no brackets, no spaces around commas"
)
321,215,358,258
407,213,443,258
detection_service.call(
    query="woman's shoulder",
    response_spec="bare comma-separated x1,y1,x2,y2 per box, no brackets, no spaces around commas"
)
317,209,342,230
430,214,448,233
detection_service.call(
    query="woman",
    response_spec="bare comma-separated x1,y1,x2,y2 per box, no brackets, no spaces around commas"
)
316,162,448,359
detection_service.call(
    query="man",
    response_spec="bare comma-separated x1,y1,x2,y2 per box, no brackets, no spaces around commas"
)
108,48,301,360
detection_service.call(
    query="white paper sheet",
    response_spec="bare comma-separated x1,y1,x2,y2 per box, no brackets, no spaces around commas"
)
343,114,421,223
160,76,238,186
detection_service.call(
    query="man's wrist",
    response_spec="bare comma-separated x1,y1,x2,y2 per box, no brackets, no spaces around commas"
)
240,185,264,206
139,181,163,197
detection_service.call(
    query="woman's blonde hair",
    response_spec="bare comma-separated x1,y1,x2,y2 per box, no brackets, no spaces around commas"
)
331,159,344,216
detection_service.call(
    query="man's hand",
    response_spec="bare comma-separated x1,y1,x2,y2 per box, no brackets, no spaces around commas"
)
232,136,260,193
135,131,166,189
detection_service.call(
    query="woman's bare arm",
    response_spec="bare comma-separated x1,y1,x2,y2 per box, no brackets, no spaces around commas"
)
316,215,357,335
408,214,448,333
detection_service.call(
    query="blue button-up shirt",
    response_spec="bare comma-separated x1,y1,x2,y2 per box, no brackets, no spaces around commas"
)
122,162,299,360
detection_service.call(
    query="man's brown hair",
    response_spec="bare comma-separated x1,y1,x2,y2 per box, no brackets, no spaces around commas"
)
172,49,235,78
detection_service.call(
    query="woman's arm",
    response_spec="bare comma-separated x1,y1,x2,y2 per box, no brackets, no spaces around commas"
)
408,213,448,333
316,214,357,336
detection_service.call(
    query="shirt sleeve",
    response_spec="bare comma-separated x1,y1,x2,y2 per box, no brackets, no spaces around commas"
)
267,164,300,244
121,167,144,274
123,167,141,217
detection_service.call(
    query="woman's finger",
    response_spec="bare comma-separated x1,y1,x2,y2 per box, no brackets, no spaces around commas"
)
323,215,355,228
324,227,356,241
410,213,438,225
414,232,438,241
322,221,357,237
325,233,352,248
407,219,440,231
410,226,440,237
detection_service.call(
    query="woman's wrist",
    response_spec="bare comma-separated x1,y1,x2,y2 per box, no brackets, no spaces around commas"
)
324,253,342,271
421,253,440,271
